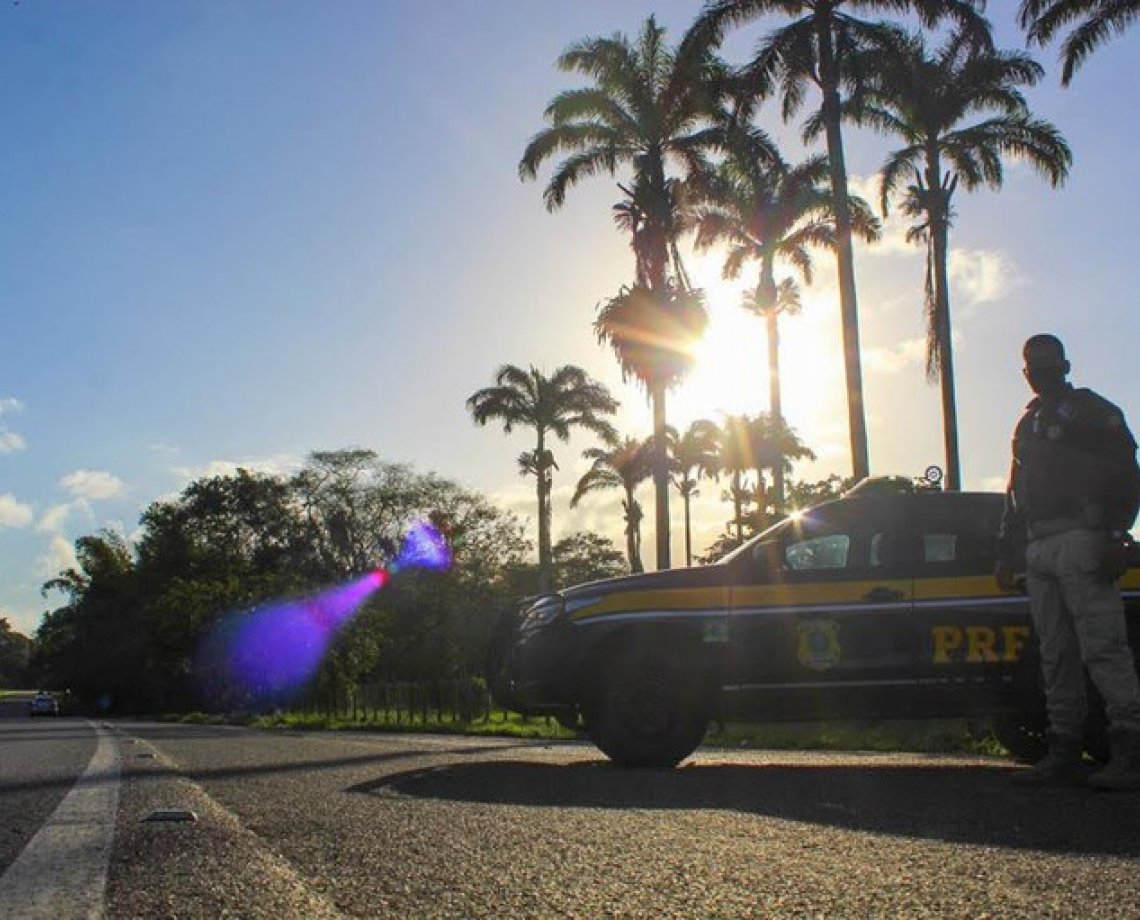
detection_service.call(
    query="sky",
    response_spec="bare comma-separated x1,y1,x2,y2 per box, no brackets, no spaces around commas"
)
1,1,1137,637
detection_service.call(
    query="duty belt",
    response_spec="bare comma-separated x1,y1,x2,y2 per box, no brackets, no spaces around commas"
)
1027,516,1102,543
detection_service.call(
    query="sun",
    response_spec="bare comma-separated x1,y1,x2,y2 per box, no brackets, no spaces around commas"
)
668,262,847,458
669,298,767,425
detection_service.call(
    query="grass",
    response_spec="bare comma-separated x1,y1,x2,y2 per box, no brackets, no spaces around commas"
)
248,708,581,740
180,708,1007,757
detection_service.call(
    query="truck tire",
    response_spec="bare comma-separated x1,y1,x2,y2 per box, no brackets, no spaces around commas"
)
584,642,710,769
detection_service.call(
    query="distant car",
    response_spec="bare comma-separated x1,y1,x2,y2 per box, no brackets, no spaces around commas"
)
28,692,59,717
490,484,1140,768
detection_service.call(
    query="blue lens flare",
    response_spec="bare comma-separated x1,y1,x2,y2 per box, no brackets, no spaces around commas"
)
395,519,452,572
193,521,448,708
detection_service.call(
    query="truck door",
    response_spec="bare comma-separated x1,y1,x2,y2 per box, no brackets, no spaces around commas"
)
908,494,1031,709
724,497,914,718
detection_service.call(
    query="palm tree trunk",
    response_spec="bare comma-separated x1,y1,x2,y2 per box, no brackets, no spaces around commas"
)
817,18,870,483
625,495,644,574
651,384,671,570
683,490,693,567
754,472,768,533
536,437,552,593
931,212,961,491
766,307,786,514
732,472,744,543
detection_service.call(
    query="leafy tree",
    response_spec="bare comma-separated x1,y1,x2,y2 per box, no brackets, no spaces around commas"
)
785,473,856,509
0,618,31,688
1019,0,1139,84
668,419,722,566
292,450,430,577
551,532,627,588
371,479,532,685
850,27,1070,490
520,16,725,570
132,468,325,708
34,531,146,707
571,436,653,574
467,365,618,592
693,130,879,508
686,0,991,482
32,456,535,712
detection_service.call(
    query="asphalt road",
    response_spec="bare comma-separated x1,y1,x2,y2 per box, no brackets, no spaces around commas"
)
5,718,1140,918
0,698,95,874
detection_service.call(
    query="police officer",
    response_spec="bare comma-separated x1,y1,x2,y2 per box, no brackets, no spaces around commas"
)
997,334,1140,789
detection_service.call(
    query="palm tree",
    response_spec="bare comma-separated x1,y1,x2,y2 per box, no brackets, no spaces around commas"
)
667,419,722,566
718,412,815,540
1019,1,1139,84
520,16,725,571
594,282,708,570
571,437,653,574
849,27,1070,490
692,131,880,510
685,0,991,483
467,364,618,592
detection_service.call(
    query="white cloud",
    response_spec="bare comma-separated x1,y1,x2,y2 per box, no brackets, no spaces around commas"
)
2,603,44,637
949,249,1023,304
0,494,34,529
36,503,73,534
36,535,77,580
170,453,303,484
59,470,125,501
864,337,928,375
0,431,26,454
975,475,1008,494
0,396,26,454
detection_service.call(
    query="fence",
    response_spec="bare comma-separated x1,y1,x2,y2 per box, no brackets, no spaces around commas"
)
295,678,499,726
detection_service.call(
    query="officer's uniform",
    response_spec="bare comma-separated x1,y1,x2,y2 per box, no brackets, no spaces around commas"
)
1000,382,1140,742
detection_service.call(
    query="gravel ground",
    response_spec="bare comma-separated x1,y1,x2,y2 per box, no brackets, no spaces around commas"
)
105,725,1140,919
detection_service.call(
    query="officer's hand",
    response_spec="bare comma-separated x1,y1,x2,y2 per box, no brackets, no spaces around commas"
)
995,560,1018,592
1100,533,1133,581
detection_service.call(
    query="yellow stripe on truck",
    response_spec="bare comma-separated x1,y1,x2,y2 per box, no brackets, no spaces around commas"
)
569,580,912,622
568,587,728,621
913,575,1009,601
730,580,911,608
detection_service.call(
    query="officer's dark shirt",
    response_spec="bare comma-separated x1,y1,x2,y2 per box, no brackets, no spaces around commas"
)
999,383,1140,551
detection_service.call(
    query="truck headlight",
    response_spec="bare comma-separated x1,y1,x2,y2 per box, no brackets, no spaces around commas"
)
522,597,564,629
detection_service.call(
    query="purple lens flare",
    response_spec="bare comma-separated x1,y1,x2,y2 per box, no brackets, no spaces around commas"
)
394,519,452,572
194,521,448,707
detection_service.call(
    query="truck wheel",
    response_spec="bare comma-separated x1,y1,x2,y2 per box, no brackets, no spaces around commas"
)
585,644,709,769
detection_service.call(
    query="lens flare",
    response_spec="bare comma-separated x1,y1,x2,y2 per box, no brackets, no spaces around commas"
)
395,519,451,572
193,519,450,709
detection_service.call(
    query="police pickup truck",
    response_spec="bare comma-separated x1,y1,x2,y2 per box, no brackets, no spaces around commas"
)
490,486,1140,768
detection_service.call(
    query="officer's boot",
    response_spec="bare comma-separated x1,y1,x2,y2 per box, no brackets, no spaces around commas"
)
1012,734,1085,787
1088,730,1140,791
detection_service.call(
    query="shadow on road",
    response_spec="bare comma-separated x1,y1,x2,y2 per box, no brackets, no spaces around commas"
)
348,758,1140,857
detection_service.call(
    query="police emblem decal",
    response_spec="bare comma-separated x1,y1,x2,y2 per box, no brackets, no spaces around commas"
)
797,619,841,671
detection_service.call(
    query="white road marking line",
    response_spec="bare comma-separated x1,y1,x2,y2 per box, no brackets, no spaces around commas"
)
0,721,121,919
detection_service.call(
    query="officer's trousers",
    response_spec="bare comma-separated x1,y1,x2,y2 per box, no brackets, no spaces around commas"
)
1026,528,1140,738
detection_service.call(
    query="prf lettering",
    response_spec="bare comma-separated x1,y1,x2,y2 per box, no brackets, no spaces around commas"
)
932,625,1030,664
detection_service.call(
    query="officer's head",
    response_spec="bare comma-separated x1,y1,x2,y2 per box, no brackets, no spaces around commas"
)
1022,333,1070,395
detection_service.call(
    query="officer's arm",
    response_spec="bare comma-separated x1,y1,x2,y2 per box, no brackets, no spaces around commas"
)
996,455,1023,591
1101,406,1140,533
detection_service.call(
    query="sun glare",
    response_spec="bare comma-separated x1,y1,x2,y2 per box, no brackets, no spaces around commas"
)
668,263,845,451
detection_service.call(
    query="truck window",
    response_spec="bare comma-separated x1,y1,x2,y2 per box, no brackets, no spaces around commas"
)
786,533,850,571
